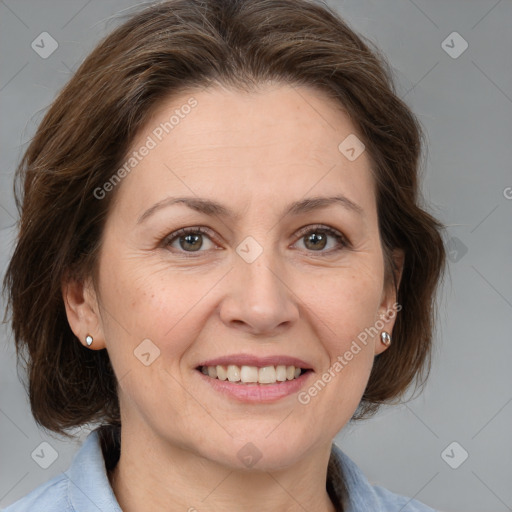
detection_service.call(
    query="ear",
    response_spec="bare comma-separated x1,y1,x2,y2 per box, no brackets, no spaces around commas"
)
62,273,106,350
374,248,404,356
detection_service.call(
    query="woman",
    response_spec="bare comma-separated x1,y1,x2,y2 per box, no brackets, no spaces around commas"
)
3,0,446,510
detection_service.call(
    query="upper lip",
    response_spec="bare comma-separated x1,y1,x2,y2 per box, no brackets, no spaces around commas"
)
196,354,313,370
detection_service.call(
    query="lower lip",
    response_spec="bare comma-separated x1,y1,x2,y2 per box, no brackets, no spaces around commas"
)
195,369,313,403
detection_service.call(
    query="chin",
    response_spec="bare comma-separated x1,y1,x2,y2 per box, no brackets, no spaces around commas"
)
201,431,316,472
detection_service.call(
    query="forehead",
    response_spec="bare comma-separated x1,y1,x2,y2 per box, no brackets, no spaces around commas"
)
112,83,376,221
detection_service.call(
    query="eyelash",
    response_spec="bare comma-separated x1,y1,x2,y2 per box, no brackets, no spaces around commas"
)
162,224,350,258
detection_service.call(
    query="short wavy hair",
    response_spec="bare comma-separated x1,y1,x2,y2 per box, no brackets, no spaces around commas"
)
3,0,446,438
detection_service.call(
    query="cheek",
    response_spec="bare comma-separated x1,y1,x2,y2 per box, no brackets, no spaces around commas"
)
96,257,214,421
298,262,383,388
98,253,221,359
303,265,384,341
292,271,381,434
306,279,381,406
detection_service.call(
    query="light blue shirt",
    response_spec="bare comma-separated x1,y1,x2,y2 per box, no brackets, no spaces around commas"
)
3,428,437,511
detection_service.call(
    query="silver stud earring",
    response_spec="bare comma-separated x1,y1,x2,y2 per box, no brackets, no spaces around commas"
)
380,331,391,346
85,335,93,347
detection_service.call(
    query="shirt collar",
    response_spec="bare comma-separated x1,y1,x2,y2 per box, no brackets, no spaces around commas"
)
64,428,383,512
65,428,122,512
328,442,386,511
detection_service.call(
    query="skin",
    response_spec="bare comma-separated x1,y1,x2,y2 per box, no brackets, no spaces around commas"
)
63,82,403,512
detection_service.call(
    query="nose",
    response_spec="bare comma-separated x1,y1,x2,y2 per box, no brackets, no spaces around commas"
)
219,251,300,336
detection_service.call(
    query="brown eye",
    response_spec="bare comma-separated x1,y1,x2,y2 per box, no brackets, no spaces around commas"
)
178,233,203,251
303,231,328,251
164,227,216,254
294,225,349,254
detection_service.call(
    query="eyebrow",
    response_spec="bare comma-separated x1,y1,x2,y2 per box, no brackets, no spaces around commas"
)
137,194,364,224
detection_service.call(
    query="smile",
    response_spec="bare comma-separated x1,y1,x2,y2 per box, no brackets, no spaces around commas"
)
198,364,308,384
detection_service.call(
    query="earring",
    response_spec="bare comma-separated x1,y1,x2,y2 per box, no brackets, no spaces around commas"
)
380,331,391,346
85,335,93,347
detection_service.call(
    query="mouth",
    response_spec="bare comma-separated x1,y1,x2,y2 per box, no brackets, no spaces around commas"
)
196,364,312,385
194,354,314,402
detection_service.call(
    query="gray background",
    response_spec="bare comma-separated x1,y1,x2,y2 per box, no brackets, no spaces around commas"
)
1,1,511,511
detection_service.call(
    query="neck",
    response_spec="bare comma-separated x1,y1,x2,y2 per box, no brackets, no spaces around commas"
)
108,425,339,512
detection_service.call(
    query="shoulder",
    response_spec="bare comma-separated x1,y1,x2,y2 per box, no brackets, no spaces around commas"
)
2,427,121,512
1,473,72,512
372,484,438,511
329,443,439,511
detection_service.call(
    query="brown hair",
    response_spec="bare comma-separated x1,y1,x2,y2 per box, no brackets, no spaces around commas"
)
3,0,445,437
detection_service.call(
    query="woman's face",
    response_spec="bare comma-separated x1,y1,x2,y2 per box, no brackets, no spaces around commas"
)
74,83,400,470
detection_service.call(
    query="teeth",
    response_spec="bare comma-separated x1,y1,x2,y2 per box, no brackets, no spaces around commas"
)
200,364,305,384
258,366,276,384
276,365,287,381
216,365,227,381
240,365,258,383
227,365,241,382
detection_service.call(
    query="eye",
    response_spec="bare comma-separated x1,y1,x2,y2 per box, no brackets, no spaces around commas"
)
162,224,350,257
293,225,350,254
163,227,217,255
